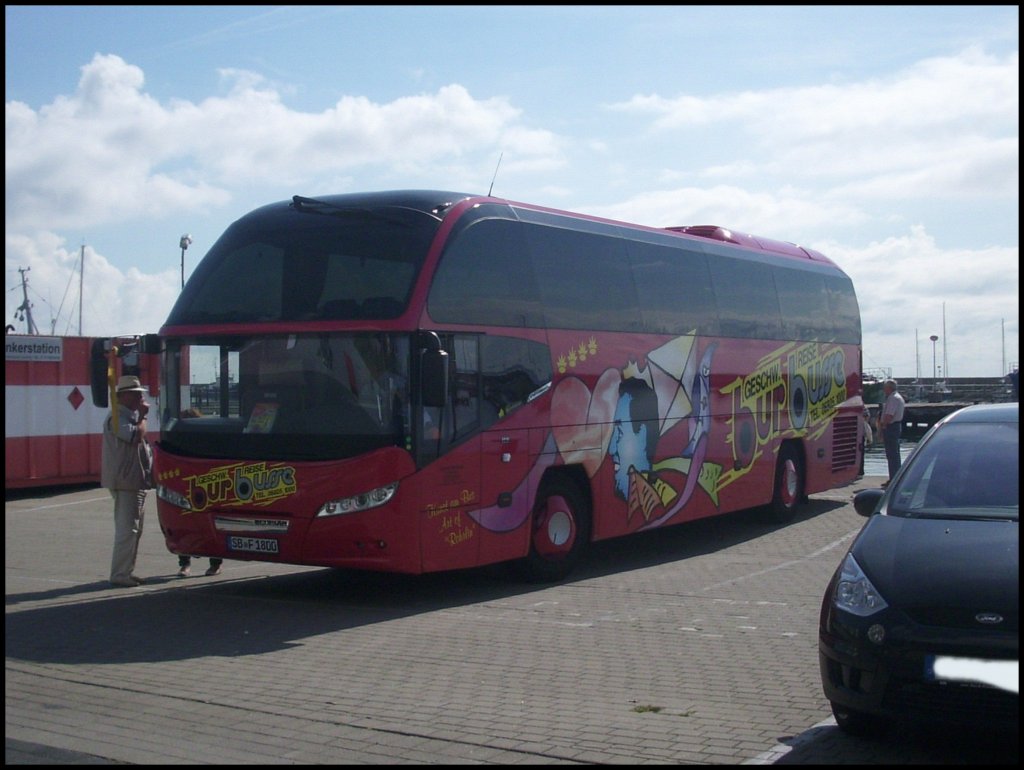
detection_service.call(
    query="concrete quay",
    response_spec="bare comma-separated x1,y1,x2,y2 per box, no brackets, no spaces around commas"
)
6,480,1018,765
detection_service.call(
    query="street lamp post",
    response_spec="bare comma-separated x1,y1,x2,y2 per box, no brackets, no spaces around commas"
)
179,234,192,289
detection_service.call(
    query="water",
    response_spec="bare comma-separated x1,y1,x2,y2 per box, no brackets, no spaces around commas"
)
863,439,917,477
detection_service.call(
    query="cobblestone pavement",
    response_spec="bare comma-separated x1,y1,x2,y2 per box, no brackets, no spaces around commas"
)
6,478,1018,764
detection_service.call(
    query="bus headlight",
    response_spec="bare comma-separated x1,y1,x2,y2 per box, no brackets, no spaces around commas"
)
317,482,398,517
157,484,192,511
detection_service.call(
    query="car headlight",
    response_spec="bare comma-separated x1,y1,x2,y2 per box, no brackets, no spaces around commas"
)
317,482,398,517
833,552,888,617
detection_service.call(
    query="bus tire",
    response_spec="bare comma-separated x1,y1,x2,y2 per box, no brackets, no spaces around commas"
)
767,442,803,523
511,475,590,583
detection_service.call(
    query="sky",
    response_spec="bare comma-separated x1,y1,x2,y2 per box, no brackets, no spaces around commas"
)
5,5,1019,379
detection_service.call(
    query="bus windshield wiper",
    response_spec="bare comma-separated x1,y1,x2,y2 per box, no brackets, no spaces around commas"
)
291,195,418,227
292,195,371,216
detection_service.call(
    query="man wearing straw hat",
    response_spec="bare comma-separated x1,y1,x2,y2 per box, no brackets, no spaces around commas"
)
101,375,154,587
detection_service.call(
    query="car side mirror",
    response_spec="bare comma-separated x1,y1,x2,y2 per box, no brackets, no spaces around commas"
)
853,488,885,517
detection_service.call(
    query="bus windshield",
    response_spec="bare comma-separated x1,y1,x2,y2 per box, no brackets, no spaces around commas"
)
159,333,411,462
165,199,442,326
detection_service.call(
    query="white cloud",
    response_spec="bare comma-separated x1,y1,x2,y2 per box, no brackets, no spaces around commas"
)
5,44,1018,379
5,54,564,232
825,136,1019,200
5,230,181,338
6,55,231,230
581,185,868,236
822,227,1018,378
607,47,1018,200
5,52,566,338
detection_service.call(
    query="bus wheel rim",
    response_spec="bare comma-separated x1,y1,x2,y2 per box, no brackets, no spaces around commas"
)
534,495,575,558
782,460,798,507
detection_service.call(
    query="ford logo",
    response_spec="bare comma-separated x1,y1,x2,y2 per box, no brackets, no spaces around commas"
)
975,613,1004,625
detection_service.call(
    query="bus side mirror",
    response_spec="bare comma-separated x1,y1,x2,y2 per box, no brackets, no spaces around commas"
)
141,333,161,355
90,338,110,408
421,348,449,408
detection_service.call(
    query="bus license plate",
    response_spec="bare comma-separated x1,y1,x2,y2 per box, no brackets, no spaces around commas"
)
227,536,279,554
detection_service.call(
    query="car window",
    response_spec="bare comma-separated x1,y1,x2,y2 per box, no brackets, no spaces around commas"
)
889,421,1019,518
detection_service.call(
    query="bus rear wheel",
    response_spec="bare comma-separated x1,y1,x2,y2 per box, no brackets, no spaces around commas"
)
511,475,590,583
767,443,803,523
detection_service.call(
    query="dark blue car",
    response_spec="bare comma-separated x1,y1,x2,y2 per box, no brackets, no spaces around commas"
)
819,402,1018,735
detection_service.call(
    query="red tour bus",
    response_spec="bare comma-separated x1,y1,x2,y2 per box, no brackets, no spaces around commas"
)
152,191,863,581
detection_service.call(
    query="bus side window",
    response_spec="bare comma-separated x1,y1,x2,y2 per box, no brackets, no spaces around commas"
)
419,335,480,452
480,336,553,426
450,335,479,440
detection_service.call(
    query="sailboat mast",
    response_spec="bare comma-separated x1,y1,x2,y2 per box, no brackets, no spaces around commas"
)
17,266,40,335
942,302,948,380
79,244,84,336
915,328,920,381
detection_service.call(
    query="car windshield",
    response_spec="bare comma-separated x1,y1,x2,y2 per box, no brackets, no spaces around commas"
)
888,420,1019,520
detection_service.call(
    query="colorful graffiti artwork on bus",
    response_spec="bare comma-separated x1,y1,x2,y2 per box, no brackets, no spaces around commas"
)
181,461,298,513
469,335,849,537
605,336,722,530
550,333,723,532
719,340,847,487
466,436,556,533
556,336,598,373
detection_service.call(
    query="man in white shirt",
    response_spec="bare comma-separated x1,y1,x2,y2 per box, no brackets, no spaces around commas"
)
878,379,906,484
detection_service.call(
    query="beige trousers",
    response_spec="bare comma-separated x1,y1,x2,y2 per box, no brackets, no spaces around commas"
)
110,489,147,582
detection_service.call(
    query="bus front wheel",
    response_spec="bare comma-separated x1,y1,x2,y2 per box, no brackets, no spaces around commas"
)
767,443,803,523
512,476,590,583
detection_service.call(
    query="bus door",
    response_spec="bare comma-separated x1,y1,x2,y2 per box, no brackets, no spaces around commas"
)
418,334,481,571
417,333,554,571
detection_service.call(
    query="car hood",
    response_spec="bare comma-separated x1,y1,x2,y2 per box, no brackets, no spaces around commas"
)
852,515,1019,613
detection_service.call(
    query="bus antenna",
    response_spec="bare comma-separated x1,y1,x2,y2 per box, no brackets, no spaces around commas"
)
487,152,503,197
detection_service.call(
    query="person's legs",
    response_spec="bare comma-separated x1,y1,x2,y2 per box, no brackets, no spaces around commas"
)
178,554,192,576
883,425,902,479
110,489,145,583
110,491,132,582
205,558,223,576
131,489,146,567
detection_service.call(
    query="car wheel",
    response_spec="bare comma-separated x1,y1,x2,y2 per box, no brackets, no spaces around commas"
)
830,701,882,737
511,475,590,583
766,442,803,523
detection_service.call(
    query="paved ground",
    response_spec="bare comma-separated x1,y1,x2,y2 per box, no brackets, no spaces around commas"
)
5,477,1018,764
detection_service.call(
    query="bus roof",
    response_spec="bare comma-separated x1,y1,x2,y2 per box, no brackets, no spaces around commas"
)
664,225,829,262
279,191,827,264
288,190,477,219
